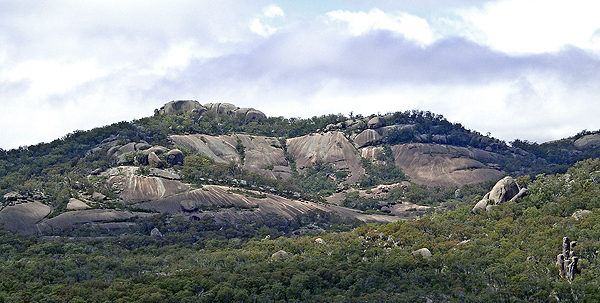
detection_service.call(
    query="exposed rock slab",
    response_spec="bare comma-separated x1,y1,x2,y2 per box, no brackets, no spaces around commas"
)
388,143,505,187
171,134,240,164
155,100,204,115
103,166,190,203
353,129,382,148
574,133,600,149
0,202,51,234
66,198,91,210
135,184,399,224
286,131,364,183
171,134,291,179
36,210,150,233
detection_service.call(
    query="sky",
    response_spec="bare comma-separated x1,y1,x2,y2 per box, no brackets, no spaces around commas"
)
1,0,600,150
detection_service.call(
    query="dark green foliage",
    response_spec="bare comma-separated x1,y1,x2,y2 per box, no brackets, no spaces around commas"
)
359,145,407,188
511,130,600,175
290,160,343,200
2,159,600,301
4,105,600,301
235,137,245,165
401,184,455,206
341,191,380,211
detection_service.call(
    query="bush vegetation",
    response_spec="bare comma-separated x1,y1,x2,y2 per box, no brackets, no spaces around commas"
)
2,107,600,301
1,159,600,301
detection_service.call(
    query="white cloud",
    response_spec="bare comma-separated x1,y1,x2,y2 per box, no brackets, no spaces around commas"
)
327,8,435,45
2,1,600,150
264,5,285,18
251,5,286,37
458,0,600,53
1,60,106,99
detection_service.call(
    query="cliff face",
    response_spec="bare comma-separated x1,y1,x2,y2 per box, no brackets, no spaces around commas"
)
171,134,292,179
286,131,365,184
387,143,505,187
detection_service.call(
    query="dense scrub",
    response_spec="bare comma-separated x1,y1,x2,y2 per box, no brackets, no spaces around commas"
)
1,159,600,302
2,106,600,301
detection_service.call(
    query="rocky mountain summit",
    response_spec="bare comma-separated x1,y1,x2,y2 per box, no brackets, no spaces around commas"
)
1,100,600,235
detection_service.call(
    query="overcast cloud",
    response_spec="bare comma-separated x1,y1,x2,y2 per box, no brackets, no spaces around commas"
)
1,0,600,150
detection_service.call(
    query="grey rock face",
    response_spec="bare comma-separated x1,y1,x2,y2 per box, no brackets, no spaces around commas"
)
148,152,163,168
473,176,526,212
557,236,579,281
412,248,432,259
205,102,237,115
92,192,107,201
135,143,151,151
367,117,383,129
572,209,592,220
353,129,383,148
155,100,204,115
180,200,198,212
151,227,163,238
166,149,184,166
315,238,326,245
147,146,169,155
271,250,289,259
66,198,91,210
488,176,520,204
574,133,600,148
286,131,364,184
245,109,267,122
148,168,182,180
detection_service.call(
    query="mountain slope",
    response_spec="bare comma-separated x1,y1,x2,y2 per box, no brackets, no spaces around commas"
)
1,100,600,235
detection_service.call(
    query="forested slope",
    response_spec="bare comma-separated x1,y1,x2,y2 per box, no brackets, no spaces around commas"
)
0,159,599,302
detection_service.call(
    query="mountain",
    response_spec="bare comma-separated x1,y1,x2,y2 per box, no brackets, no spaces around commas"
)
2,100,600,301
1,99,600,235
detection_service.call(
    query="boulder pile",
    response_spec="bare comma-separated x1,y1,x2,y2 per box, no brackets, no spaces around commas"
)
155,100,266,123
473,176,528,212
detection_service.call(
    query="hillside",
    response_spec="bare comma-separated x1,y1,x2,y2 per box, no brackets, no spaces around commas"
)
2,100,600,300
0,158,599,301
1,100,600,235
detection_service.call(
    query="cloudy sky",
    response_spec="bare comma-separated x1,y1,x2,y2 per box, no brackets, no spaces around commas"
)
2,0,600,150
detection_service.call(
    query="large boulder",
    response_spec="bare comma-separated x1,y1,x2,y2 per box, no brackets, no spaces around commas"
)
412,248,432,259
473,176,525,212
148,151,163,168
244,109,266,122
204,103,237,115
203,103,266,122
113,141,162,166
0,202,52,234
147,146,169,155
271,250,289,259
367,117,383,129
155,100,205,115
166,149,184,166
353,129,382,148
151,227,163,238
118,142,137,154
66,198,91,210
488,176,520,204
